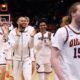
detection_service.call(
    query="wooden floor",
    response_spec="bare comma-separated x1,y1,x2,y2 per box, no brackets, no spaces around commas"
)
32,71,55,80
5,71,55,80
5,64,56,80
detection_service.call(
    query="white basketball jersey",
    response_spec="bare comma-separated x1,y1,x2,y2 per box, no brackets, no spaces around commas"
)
34,31,53,64
60,25,80,80
0,28,6,64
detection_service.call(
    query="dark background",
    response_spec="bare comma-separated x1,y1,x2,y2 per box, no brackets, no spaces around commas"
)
0,0,80,28
7,0,80,17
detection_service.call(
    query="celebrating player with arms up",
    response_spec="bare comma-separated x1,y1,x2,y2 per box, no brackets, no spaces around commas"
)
0,21,9,80
7,16,35,80
34,19,53,80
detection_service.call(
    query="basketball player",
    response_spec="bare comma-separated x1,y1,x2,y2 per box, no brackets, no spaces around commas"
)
7,16,35,80
34,19,53,80
0,22,9,80
51,2,80,80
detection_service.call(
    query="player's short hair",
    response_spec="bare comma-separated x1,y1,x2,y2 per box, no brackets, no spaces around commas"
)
25,16,30,21
17,16,30,22
38,18,48,27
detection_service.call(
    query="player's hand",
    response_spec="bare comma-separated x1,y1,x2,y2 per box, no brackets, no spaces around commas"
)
41,32,44,40
2,25,9,42
48,32,51,40
31,29,36,37
2,24,9,32
3,34,8,42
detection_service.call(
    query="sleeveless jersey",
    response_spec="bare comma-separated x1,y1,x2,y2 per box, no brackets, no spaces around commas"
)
52,25,80,80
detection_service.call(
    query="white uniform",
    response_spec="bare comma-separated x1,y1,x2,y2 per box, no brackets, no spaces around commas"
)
52,25,80,80
0,27,6,65
34,31,53,73
7,26,34,80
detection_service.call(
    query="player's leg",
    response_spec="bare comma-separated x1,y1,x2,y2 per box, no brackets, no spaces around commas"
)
37,63,52,80
45,73,51,80
54,74,59,80
0,52,6,80
0,65,6,80
44,64,52,80
13,60,21,80
38,73,45,80
36,63,45,80
23,59,32,80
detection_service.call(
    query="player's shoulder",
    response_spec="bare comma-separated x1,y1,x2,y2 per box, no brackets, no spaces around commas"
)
28,25,34,30
58,27,66,32
55,26,69,43
24,25,34,34
56,26,68,35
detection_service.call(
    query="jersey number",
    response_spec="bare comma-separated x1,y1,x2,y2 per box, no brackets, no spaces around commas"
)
74,48,80,58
